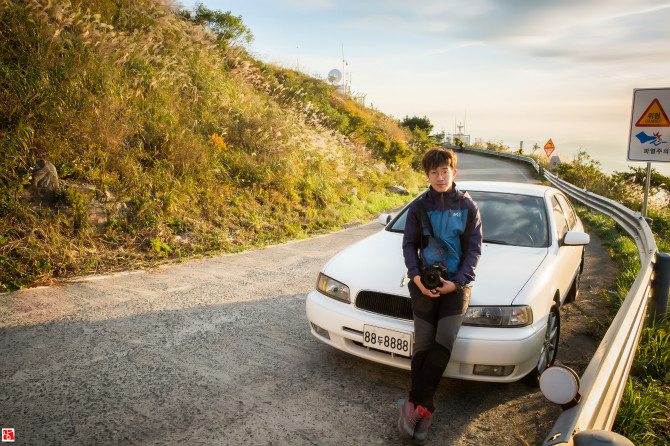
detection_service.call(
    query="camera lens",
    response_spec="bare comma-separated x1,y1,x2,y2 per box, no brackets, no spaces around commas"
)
423,271,440,289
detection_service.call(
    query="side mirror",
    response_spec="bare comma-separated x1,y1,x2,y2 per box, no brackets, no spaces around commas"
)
378,213,392,226
563,231,590,246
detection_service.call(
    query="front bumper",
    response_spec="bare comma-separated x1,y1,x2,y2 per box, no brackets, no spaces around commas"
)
306,289,546,382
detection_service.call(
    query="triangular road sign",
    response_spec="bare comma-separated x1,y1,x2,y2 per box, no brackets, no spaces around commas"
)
635,98,670,127
544,139,555,157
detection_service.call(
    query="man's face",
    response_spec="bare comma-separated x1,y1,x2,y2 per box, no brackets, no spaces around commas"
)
427,163,457,193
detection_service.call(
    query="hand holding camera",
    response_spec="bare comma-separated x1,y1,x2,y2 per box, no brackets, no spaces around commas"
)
420,262,448,289
414,262,458,297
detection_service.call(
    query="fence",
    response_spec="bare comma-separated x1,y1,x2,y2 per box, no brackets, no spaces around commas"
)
446,145,659,445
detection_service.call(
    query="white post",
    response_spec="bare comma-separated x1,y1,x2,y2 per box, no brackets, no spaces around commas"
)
642,162,651,217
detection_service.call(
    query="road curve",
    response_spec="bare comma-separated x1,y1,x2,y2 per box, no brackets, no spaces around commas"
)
0,153,611,445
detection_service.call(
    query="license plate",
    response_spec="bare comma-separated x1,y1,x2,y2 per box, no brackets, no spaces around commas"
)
363,325,412,357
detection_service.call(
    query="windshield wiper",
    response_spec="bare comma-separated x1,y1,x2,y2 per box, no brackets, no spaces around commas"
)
483,239,512,245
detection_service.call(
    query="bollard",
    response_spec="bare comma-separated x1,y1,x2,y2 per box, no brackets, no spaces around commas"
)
649,252,670,322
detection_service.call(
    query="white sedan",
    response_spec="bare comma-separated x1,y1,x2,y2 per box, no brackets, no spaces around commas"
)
306,181,589,383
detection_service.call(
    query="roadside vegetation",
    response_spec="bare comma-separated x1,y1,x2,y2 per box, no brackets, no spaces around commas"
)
474,141,670,444
578,209,669,445
0,0,439,292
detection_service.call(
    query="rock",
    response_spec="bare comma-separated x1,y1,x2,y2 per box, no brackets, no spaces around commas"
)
20,159,129,229
58,181,129,229
550,153,571,168
386,186,410,195
22,159,59,203
373,163,388,174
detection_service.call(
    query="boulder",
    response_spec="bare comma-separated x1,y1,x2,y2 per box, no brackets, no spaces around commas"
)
373,163,388,174
21,159,59,203
386,186,410,195
550,153,572,168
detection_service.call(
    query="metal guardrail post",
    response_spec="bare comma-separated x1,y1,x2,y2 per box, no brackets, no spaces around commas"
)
649,252,670,321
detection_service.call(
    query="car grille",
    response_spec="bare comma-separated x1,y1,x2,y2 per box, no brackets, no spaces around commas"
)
355,291,413,320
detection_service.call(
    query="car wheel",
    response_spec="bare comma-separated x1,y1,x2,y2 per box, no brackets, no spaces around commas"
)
525,304,560,386
565,267,581,303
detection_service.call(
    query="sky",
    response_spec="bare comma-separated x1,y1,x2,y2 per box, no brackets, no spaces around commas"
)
183,0,670,176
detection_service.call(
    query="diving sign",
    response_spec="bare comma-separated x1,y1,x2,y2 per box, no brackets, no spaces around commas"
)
635,98,670,127
544,139,555,158
628,88,670,163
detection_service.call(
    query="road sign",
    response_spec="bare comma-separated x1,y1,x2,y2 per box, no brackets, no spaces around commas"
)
628,88,670,163
544,139,555,158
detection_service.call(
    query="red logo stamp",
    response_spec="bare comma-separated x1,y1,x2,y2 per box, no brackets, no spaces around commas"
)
1,428,14,442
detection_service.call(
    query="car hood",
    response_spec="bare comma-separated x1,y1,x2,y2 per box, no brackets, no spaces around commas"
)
321,229,548,306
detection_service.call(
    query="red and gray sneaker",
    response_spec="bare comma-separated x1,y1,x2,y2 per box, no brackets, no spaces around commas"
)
412,408,433,445
397,398,427,438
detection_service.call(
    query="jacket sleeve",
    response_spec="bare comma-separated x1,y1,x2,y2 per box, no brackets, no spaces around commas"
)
402,202,423,280
453,199,482,285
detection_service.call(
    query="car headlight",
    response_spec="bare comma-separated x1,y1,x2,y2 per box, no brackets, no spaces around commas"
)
316,273,350,303
462,306,533,327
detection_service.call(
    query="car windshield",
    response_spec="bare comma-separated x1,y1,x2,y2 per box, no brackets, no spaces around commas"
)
388,191,549,248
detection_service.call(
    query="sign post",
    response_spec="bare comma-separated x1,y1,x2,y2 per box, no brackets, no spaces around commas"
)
628,88,670,216
544,139,555,158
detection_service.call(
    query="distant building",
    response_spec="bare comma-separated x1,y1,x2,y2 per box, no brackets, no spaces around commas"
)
446,122,471,145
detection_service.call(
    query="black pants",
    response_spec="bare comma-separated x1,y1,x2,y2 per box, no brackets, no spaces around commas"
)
408,281,470,413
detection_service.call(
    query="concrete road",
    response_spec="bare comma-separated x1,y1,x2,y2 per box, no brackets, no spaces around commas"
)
0,153,610,445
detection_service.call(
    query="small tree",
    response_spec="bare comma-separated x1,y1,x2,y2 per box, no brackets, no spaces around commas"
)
431,130,446,146
400,115,433,134
180,3,254,47
554,151,609,195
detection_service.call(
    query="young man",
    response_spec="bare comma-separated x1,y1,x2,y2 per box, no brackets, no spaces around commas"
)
397,147,483,444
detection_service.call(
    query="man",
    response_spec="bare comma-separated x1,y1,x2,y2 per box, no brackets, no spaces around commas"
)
397,147,483,444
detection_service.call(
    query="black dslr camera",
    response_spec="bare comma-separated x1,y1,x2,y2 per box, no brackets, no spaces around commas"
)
420,263,448,289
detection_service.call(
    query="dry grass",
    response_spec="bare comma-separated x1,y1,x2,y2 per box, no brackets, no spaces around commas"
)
0,0,423,292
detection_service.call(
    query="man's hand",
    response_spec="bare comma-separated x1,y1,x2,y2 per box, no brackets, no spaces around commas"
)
435,278,457,295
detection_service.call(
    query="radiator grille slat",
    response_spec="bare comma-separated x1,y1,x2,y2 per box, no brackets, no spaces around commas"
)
355,291,413,320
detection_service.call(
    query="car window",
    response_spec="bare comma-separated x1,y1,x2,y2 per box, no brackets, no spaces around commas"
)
387,191,549,248
551,196,569,240
388,206,409,232
555,194,577,229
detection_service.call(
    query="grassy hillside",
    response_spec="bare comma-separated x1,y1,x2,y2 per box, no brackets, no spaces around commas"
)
0,0,425,292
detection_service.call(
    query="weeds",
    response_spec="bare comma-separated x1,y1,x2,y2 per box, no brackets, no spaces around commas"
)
0,0,426,292
577,207,670,445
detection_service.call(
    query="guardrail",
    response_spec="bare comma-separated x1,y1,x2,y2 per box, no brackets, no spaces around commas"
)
446,144,659,445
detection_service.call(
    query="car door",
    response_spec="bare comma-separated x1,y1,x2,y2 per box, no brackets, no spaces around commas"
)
550,194,581,302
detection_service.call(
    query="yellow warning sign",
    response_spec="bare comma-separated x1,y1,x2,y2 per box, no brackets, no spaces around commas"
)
635,98,670,127
544,139,555,157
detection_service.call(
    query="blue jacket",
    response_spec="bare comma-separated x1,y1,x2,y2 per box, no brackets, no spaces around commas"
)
402,184,482,285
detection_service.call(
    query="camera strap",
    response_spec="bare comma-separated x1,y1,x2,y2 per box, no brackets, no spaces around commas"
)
417,197,448,269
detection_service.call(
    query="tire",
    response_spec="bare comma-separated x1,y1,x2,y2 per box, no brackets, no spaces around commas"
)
524,304,560,386
565,267,581,303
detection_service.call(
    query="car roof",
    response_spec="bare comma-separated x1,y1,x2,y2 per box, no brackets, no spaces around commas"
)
456,181,555,198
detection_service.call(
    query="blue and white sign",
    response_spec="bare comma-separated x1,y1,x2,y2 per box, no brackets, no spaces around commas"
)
628,88,670,163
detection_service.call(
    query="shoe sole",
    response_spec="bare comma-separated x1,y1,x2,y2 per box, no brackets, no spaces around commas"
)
397,399,413,439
